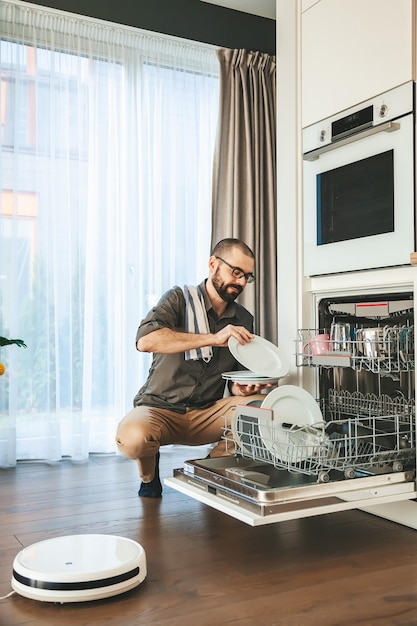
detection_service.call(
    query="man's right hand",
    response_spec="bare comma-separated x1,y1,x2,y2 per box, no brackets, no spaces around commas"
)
212,324,254,348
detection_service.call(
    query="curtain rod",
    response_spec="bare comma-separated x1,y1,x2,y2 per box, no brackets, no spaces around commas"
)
1,0,220,52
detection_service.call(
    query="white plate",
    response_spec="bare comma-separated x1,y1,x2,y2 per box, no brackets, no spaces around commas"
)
258,385,325,464
228,335,289,378
222,371,279,384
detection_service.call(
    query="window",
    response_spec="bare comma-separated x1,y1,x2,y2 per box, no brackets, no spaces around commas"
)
0,3,219,465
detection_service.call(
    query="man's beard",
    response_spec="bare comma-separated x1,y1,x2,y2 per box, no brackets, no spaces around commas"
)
212,268,243,303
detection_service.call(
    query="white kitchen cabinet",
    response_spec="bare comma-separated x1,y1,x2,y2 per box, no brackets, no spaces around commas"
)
302,0,414,127
302,0,320,11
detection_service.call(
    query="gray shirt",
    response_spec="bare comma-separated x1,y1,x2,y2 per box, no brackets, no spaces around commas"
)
133,281,254,412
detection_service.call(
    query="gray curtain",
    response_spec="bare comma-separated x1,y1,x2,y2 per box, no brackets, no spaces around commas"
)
211,48,277,344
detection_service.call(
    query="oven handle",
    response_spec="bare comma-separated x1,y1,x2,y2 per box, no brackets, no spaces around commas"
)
303,121,401,161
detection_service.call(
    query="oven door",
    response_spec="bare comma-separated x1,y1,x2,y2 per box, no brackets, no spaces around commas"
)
303,112,415,276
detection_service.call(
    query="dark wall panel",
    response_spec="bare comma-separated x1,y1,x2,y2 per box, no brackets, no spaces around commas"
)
26,0,276,55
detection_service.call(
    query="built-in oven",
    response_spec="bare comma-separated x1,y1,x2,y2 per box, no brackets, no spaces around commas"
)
165,290,417,527
302,81,415,276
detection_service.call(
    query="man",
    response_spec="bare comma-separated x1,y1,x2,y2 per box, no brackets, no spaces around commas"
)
116,238,269,497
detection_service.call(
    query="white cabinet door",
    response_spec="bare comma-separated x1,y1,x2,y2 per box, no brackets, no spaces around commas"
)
302,0,414,127
302,0,320,11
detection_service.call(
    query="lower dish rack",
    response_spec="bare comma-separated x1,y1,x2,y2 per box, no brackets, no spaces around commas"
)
223,390,416,483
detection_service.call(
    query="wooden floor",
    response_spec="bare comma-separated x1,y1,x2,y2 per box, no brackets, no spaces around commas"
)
2,447,417,626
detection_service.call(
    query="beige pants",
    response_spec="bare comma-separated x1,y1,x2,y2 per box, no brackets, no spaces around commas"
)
115,394,264,482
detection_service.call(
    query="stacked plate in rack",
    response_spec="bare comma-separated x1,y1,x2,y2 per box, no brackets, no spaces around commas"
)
259,385,326,464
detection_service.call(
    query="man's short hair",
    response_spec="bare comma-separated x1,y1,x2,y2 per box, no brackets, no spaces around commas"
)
211,238,254,260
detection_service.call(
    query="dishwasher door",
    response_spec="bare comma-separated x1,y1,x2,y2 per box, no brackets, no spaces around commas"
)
165,456,416,527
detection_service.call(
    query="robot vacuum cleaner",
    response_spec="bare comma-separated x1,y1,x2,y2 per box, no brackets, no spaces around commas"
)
11,534,147,603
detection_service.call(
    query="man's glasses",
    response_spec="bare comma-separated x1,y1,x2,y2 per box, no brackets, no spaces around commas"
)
215,256,255,283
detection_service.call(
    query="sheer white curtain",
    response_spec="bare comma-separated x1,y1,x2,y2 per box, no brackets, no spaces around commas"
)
0,0,219,466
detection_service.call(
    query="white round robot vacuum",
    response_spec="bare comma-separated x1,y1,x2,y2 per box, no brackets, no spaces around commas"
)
11,534,147,603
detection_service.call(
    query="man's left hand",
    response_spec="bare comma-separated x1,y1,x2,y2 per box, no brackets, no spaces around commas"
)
231,382,273,396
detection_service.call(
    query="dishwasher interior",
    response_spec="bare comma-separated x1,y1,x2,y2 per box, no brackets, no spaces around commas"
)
166,292,417,524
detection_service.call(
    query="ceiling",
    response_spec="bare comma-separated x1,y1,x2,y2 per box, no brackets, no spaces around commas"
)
198,0,276,20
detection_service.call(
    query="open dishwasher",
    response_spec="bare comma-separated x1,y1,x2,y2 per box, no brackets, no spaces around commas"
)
165,294,417,526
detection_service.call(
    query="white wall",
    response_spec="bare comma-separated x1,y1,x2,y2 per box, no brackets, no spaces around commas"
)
276,0,313,388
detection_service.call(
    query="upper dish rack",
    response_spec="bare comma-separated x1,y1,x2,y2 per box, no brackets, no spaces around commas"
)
296,325,415,373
